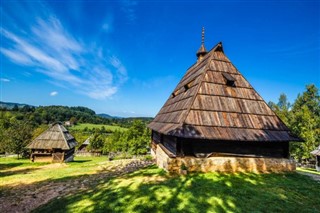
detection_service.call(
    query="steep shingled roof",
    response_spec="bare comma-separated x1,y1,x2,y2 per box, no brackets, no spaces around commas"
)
27,122,77,150
148,42,301,142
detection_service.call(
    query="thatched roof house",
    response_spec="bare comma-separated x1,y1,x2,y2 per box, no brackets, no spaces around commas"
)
27,122,77,162
76,136,101,156
148,29,301,173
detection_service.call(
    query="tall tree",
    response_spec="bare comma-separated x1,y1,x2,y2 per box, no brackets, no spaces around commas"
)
269,93,291,125
6,119,33,158
290,84,320,161
290,106,317,160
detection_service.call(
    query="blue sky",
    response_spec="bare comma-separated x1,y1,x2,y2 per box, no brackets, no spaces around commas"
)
1,0,319,117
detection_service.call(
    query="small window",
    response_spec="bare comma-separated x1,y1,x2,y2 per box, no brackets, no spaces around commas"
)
184,80,194,91
222,73,236,87
171,90,179,98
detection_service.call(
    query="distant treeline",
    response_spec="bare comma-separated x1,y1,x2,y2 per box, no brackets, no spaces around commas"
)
0,104,152,127
0,104,153,157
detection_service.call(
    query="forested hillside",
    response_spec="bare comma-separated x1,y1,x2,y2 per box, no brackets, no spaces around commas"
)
0,105,152,157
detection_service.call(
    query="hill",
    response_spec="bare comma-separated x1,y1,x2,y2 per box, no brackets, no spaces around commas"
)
0,101,34,109
0,101,153,128
97,113,114,119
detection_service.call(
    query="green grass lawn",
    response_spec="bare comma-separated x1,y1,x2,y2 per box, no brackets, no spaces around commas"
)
69,123,127,132
297,167,320,175
1,156,319,213
35,167,319,213
0,156,109,187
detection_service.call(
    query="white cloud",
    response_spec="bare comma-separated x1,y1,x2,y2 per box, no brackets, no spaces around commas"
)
0,78,10,82
50,91,58,96
1,8,128,100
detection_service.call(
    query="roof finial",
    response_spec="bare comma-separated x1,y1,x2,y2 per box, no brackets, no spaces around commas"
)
196,27,207,62
201,27,205,45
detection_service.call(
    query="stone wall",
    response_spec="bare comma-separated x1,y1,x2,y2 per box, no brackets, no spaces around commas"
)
153,144,296,173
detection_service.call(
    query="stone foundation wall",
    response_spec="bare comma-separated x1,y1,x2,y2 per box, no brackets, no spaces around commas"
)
153,144,296,173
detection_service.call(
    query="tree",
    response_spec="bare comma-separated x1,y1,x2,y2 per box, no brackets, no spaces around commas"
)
0,112,14,153
69,117,77,125
88,133,104,152
6,120,33,158
268,93,291,125
32,124,48,140
290,84,320,162
102,120,151,156
292,84,320,116
290,106,317,160
127,120,150,155
12,104,19,111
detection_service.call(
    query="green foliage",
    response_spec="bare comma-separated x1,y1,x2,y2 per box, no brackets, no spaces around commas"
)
271,84,320,162
88,134,105,151
268,93,291,125
103,120,151,155
0,114,33,158
69,130,91,146
70,123,126,132
32,124,48,140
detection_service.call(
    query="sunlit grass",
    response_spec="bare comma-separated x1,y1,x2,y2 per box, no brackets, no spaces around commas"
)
35,167,320,213
297,167,320,175
0,156,109,187
69,123,127,132
1,157,319,213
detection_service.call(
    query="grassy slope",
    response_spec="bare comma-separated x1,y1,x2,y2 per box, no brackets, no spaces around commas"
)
69,123,127,132
34,167,320,213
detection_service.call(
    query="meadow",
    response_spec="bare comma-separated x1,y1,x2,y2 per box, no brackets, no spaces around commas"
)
69,123,127,132
0,156,319,213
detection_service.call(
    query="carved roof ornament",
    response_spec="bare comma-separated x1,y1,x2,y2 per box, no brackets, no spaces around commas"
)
196,27,207,62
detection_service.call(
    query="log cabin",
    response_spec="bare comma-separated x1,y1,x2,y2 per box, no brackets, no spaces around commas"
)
27,122,77,163
148,28,302,173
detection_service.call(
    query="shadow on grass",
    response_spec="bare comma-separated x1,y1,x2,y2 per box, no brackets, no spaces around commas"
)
69,160,92,164
0,162,24,170
0,167,42,178
33,168,320,213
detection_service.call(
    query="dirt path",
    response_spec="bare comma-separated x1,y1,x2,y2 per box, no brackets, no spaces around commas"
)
0,159,154,213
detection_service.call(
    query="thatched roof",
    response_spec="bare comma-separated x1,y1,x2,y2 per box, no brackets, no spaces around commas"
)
27,122,77,150
148,42,301,142
311,146,320,156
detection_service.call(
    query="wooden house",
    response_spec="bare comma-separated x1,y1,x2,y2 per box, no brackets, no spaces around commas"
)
311,146,320,171
148,29,301,173
76,136,101,156
27,122,77,163
77,137,90,153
